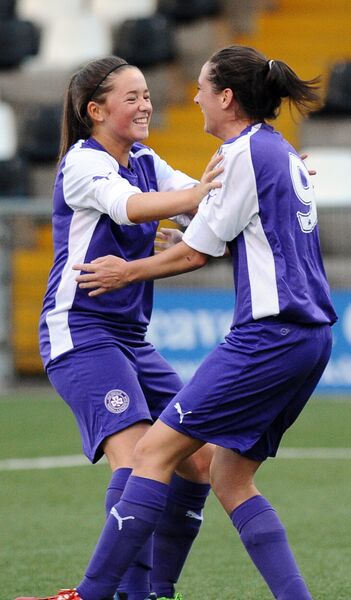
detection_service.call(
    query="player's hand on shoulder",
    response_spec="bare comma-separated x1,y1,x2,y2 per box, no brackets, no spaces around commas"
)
195,152,224,201
201,152,224,184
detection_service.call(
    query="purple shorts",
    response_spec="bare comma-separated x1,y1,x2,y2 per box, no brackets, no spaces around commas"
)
47,341,182,463
160,320,332,461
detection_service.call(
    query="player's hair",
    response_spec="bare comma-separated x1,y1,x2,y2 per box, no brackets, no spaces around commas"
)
58,56,132,164
207,45,322,121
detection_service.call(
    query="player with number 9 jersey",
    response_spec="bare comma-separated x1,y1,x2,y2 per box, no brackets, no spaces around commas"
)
182,121,336,328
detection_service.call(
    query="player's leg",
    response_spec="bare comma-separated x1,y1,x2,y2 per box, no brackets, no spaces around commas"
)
208,323,332,600
138,344,213,599
103,426,154,600
47,345,156,600
209,446,261,512
150,445,214,599
210,447,313,600
76,421,204,600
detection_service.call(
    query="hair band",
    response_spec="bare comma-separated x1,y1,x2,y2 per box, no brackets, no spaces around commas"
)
88,62,129,102
268,59,275,70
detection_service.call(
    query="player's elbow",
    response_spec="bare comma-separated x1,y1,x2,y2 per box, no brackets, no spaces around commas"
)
186,248,208,270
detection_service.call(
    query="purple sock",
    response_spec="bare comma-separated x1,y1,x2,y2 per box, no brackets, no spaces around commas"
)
152,474,211,598
77,475,169,600
105,469,153,600
104,468,132,517
231,495,313,600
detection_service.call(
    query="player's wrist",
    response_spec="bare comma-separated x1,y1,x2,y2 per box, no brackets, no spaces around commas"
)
192,184,206,206
123,259,145,285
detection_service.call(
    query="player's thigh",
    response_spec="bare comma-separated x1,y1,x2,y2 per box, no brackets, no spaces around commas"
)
158,332,266,450
160,322,332,460
137,342,214,482
176,443,215,483
47,344,152,463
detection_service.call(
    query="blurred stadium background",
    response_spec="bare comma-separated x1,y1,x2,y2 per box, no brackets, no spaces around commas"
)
0,0,351,391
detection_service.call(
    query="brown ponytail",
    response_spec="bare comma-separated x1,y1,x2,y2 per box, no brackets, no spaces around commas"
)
207,45,322,122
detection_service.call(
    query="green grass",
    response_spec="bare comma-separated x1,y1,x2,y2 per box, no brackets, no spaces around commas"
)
1,387,351,599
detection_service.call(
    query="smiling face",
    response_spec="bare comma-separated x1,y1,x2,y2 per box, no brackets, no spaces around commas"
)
194,61,225,139
194,61,253,141
89,66,153,151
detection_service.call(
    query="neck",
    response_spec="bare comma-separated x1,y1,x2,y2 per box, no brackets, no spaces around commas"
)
92,132,131,167
219,118,254,142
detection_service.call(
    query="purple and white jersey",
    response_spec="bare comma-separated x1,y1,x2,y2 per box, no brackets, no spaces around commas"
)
183,123,337,327
39,137,197,368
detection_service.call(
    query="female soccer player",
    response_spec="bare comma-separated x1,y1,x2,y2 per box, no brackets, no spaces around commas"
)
31,57,222,600
19,46,337,600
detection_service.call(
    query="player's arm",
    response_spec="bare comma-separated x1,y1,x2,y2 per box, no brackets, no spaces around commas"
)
65,150,222,225
155,227,231,257
73,241,208,297
150,149,227,226
126,153,223,223
126,187,205,223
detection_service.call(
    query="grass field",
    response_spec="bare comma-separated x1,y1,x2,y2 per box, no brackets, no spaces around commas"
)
1,386,351,600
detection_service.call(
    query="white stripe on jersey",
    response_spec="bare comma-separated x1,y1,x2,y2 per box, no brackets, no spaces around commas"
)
131,147,152,159
46,209,100,359
243,213,280,319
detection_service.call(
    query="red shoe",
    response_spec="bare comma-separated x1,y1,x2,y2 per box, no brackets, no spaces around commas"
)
15,589,82,600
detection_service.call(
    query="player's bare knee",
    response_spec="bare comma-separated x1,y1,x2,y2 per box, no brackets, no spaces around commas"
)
194,443,215,475
132,434,175,474
178,444,213,482
132,435,157,469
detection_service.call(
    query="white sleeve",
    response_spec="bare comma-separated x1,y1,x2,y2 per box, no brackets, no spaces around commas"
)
62,148,141,225
183,212,227,256
183,135,259,256
183,136,259,256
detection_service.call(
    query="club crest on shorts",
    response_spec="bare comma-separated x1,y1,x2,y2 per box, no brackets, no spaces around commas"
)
104,389,130,414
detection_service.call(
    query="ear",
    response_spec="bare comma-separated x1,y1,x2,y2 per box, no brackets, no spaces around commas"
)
86,100,104,123
221,88,234,109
